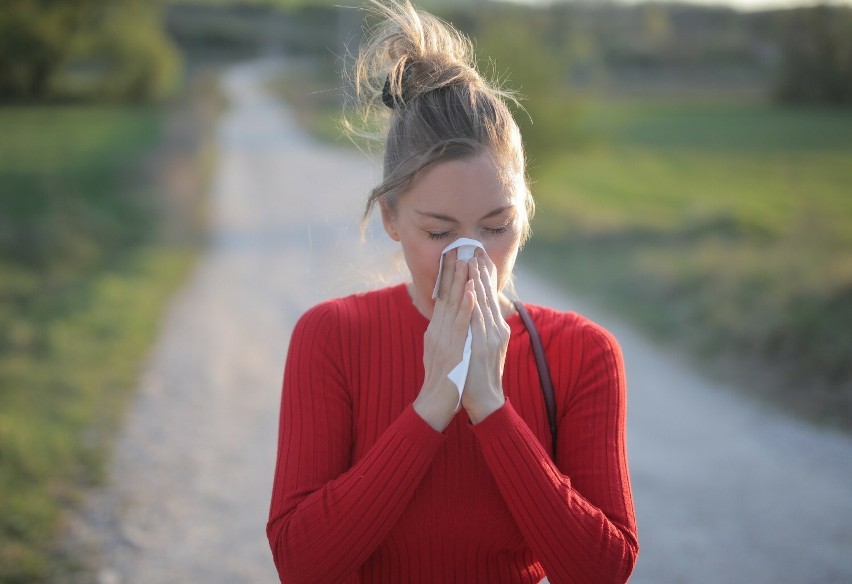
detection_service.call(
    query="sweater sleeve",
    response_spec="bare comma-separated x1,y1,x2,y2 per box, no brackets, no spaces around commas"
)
470,322,638,584
267,302,445,584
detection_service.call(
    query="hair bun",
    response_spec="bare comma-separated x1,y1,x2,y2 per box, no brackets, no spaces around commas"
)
381,64,412,109
355,1,479,111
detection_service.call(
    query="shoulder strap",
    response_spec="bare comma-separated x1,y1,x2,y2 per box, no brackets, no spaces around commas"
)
512,300,558,457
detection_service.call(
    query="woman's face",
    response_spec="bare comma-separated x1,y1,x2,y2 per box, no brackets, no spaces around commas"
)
381,152,526,318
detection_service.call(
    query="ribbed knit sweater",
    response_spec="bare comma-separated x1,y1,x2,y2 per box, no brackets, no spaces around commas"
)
267,284,637,584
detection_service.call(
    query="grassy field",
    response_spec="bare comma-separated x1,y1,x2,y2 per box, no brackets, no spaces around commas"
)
527,99,852,430
0,83,215,580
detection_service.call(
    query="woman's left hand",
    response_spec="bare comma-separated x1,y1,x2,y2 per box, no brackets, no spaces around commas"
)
462,248,510,423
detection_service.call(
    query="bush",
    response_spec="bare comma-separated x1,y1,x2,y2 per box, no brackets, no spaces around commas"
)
62,4,181,102
472,6,582,166
0,0,180,103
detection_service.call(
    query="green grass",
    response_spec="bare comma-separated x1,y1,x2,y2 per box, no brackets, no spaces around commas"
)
0,106,161,275
0,100,208,581
528,100,852,430
0,108,160,175
0,247,194,581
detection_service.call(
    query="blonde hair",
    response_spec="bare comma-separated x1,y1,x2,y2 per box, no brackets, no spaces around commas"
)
348,0,534,242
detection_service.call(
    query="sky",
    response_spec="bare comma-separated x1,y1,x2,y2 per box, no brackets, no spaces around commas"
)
640,0,851,9
506,0,852,11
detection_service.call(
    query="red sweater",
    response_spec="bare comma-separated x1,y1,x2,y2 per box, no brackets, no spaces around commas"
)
268,284,637,583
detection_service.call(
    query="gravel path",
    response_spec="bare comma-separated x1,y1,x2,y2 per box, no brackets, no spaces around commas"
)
72,59,852,583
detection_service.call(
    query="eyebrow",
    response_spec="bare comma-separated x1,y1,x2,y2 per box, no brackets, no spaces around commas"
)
415,205,513,223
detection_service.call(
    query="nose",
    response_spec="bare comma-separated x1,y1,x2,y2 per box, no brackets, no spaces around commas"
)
457,231,483,244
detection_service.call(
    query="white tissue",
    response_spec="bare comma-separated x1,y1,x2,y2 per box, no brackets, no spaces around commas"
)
431,237,484,299
432,237,485,407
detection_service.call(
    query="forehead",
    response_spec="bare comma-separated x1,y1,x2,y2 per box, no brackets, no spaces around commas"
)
401,153,519,213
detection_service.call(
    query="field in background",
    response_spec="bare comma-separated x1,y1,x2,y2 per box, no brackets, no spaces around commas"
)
527,99,852,429
0,77,218,581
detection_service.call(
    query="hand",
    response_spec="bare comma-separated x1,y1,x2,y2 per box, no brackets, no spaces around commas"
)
462,248,509,423
414,250,475,431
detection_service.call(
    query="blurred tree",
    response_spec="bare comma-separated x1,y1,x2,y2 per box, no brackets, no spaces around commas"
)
0,0,180,102
0,0,99,99
774,5,852,105
66,1,180,101
474,7,580,166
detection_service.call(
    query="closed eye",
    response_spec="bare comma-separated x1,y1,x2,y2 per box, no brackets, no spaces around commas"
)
484,223,511,235
427,231,452,240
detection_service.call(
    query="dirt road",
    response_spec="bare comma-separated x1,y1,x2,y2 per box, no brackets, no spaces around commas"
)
73,59,852,583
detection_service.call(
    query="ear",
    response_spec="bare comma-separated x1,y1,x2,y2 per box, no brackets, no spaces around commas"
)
380,201,400,242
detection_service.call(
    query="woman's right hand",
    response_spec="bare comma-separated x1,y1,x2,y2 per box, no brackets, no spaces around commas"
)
413,250,475,432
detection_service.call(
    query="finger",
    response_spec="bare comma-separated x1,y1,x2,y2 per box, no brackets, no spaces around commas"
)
435,248,457,301
454,279,476,335
428,288,446,329
473,250,499,318
470,256,495,328
475,247,498,292
449,257,470,308
431,256,460,336
439,258,469,334
448,279,475,359
476,248,503,322
468,282,487,343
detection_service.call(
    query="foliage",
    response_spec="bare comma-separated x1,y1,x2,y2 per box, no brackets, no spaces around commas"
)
773,6,852,105
0,0,99,99
0,0,180,102
472,6,582,166
66,3,181,102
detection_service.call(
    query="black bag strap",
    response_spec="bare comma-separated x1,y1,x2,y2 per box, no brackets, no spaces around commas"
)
512,300,558,457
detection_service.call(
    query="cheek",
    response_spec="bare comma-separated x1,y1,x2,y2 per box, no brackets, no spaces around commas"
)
485,239,520,288
402,241,444,283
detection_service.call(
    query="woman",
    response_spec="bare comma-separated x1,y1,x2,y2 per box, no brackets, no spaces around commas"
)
267,2,638,582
